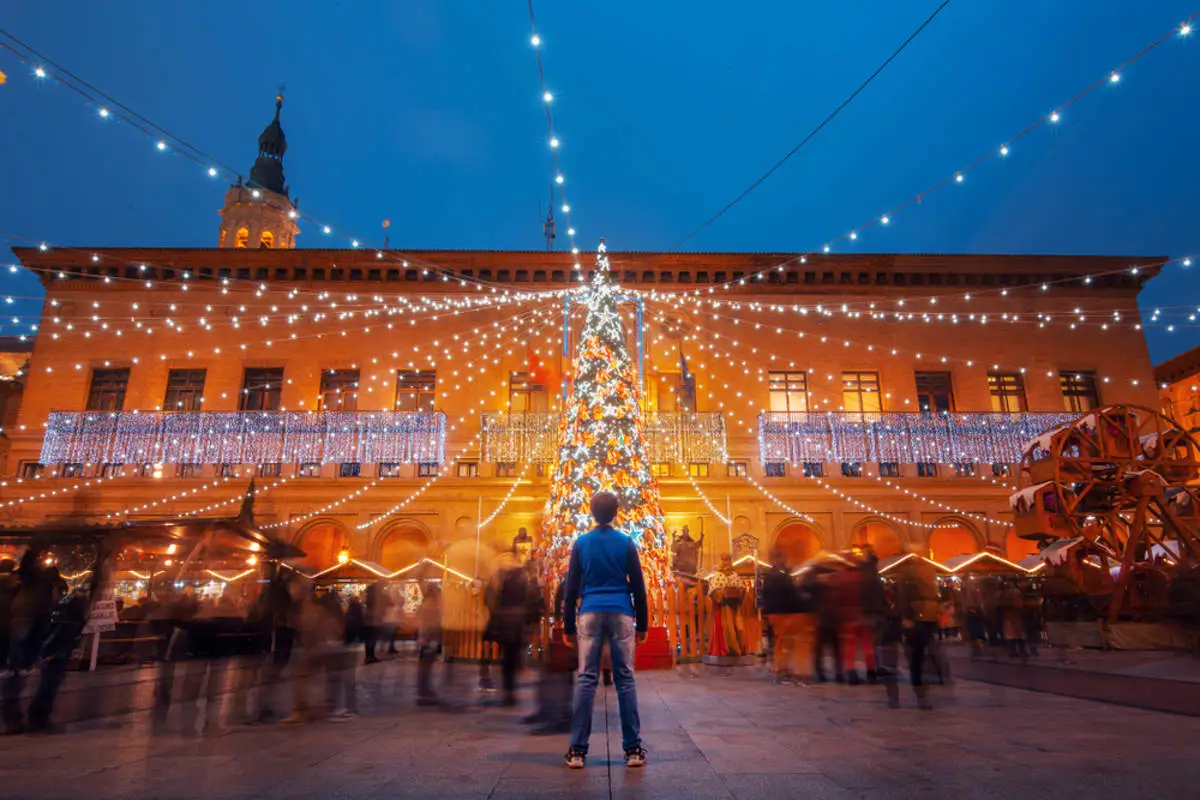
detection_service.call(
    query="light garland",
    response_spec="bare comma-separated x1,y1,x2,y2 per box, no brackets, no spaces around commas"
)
813,478,1003,531
680,462,730,525
479,469,528,529
105,473,243,519
874,476,1011,527
178,476,287,518
263,480,377,530
527,2,580,258
649,15,1199,302
743,473,815,523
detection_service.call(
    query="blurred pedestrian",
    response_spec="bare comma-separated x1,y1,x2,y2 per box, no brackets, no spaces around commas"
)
811,562,844,683
3,547,57,734
416,583,442,707
831,552,876,685
563,491,648,770
762,549,801,684
894,553,940,710
363,581,387,664
0,559,18,671
1000,578,1027,660
27,586,89,733
526,579,572,735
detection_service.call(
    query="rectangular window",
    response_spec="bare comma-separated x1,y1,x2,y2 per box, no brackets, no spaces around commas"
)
87,368,130,411
61,463,86,478
216,463,235,478
319,369,360,412
991,463,1011,477
764,462,787,478
496,462,518,478
139,463,159,479
298,462,321,478
240,367,284,411
802,462,824,478
509,371,549,413
650,462,672,478
378,462,402,479
456,461,479,478
1060,371,1100,413
841,462,862,478
915,371,955,415
768,371,808,413
917,462,938,478
954,462,977,478
395,370,436,412
988,372,1027,413
688,462,709,478
339,462,362,478
258,463,282,478
417,462,440,478
163,369,206,411
878,462,900,478
177,463,202,478
19,462,44,480
100,462,124,479
726,461,748,478
842,371,882,417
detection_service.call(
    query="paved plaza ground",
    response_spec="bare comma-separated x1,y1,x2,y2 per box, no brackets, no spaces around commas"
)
1,656,1199,799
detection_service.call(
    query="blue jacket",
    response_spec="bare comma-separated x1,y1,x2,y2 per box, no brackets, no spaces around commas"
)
562,524,649,635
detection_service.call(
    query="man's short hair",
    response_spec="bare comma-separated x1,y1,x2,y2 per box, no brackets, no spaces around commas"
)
591,491,619,524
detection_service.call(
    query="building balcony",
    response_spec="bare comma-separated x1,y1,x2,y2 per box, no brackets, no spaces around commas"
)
757,410,1078,466
39,410,446,466
480,411,727,464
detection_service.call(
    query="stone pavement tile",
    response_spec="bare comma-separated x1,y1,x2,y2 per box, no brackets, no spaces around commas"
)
489,774,611,800
367,775,510,799
719,772,857,800
685,732,823,775
610,767,736,800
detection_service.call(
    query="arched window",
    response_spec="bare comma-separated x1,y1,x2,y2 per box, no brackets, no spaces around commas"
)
234,227,250,248
928,524,977,563
219,227,227,247
297,522,349,570
378,524,432,572
851,521,903,558
259,230,274,249
774,523,822,568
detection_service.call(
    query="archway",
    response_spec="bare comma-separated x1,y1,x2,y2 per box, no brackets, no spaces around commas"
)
234,226,250,248
259,230,275,249
1005,529,1039,562
773,522,822,568
377,522,433,572
296,521,349,570
851,520,903,559
927,521,979,563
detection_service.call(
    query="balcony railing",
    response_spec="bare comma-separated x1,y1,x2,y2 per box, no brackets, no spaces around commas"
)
40,411,446,466
480,411,727,464
758,411,1077,465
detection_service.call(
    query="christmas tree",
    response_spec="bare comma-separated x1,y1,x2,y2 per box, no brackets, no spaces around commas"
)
540,241,669,586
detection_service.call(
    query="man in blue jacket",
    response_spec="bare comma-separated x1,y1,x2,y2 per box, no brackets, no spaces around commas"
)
562,491,649,769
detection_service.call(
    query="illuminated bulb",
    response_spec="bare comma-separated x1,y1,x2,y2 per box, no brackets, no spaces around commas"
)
1182,23,1193,35
34,66,47,78
550,136,559,148
543,91,553,103
567,227,576,236
555,174,564,184
1050,111,1060,123
1110,72,1120,83
156,140,167,151
562,203,570,213
323,226,332,234
880,215,889,225
955,173,963,183
98,107,110,118
207,167,218,177
849,232,858,240
288,210,298,219
1000,144,1009,156
531,33,541,46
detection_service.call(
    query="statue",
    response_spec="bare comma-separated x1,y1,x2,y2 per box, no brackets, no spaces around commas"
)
512,527,534,564
706,554,748,657
671,524,705,577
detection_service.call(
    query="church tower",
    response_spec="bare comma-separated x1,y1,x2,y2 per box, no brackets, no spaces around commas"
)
218,92,300,249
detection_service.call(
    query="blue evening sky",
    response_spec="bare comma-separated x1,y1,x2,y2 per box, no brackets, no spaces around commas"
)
1,1,1198,362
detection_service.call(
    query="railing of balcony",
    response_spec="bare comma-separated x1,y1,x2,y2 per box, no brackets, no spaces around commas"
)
39,411,446,466
758,411,1077,465
480,411,727,464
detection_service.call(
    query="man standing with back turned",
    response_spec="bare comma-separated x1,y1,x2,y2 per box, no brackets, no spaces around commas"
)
562,491,649,769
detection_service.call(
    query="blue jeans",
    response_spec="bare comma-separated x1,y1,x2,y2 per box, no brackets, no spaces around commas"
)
570,612,641,753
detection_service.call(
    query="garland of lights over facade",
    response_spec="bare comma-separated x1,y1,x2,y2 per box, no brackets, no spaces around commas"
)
540,242,669,586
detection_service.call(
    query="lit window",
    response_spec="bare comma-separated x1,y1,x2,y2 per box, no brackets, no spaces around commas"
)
234,227,250,248
650,462,672,478
319,369,360,412
915,371,955,415
842,371,882,417
417,462,440,478
1060,371,1100,413
768,371,808,413
379,462,402,479
688,462,709,478
988,373,1027,413
259,230,275,249
496,462,519,478
509,371,548,413
456,461,479,478
395,370,436,412
726,461,748,477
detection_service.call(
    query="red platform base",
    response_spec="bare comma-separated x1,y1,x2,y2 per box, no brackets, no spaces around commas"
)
635,626,674,671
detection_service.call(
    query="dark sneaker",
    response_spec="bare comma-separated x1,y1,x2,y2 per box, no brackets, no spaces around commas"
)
565,748,586,769
625,746,648,768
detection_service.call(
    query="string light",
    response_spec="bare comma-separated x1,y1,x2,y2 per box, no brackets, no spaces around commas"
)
681,463,730,525
814,478,994,530
479,469,528,528
527,3,578,254
743,473,816,523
